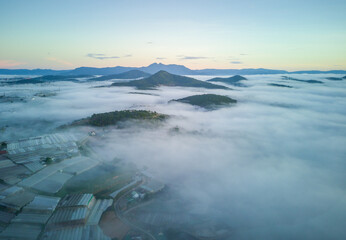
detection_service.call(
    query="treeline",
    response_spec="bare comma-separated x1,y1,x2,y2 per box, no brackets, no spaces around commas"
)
173,94,236,108
73,110,167,127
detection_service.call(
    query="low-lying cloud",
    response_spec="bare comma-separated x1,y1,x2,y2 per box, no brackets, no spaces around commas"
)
178,55,209,60
86,53,120,60
1,74,345,239
0,59,25,68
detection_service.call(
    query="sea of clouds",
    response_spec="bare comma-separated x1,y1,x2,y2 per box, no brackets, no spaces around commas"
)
0,74,345,239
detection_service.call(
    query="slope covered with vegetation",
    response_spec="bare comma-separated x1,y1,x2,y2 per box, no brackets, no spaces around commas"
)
71,110,167,127
207,75,247,86
111,71,228,90
171,94,236,109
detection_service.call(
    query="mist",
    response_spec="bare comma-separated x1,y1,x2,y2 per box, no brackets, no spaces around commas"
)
1,74,346,239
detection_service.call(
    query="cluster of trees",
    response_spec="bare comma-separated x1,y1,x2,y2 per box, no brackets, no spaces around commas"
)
173,94,236,109
85,110,167,127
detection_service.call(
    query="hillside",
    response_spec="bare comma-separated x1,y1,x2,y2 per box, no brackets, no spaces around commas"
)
207,75,247,86
70,110,167,127
111,71,229,90
90,70,151,81
171,94,237,109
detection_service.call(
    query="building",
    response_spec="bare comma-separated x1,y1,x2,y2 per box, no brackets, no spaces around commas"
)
46,193,112,229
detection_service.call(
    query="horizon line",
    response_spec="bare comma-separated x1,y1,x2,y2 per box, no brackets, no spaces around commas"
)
1,62,345,72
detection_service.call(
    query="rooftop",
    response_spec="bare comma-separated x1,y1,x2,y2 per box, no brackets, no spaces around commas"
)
42,225,111,240
58,193,94,208
24,195,61,212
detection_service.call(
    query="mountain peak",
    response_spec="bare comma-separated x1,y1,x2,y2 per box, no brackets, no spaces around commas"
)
153,70,170,75
147,62,164,67
140,63,193,74
112,70,228,90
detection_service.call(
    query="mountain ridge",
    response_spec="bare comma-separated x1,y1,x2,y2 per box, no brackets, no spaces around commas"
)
111,70,229,90
90,70,151,81
1,63,345,76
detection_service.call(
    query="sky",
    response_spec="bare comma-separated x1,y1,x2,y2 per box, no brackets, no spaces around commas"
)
0,0,346,70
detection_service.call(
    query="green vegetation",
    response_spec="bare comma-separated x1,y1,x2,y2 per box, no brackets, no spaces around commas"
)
56,163,136,198
71,110,168,127
0,141,7,150
171,94,236,109
268,83,293,88
90,70,151,81
207,75,247,86
43,157,53,165
111,71,229,90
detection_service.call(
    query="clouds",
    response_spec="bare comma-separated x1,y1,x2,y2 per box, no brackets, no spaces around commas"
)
1,74,346,239
229,53,248,65
86,53,119,60
86,53,132,60
87,76,345,239
178,55,209,60
86,53,133,60
0,60,25,68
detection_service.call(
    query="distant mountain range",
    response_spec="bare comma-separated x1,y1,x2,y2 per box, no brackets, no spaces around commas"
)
1,63,345,76
3,75,93,85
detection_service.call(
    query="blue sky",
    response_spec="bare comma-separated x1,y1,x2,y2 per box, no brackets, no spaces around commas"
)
0,0,345,70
